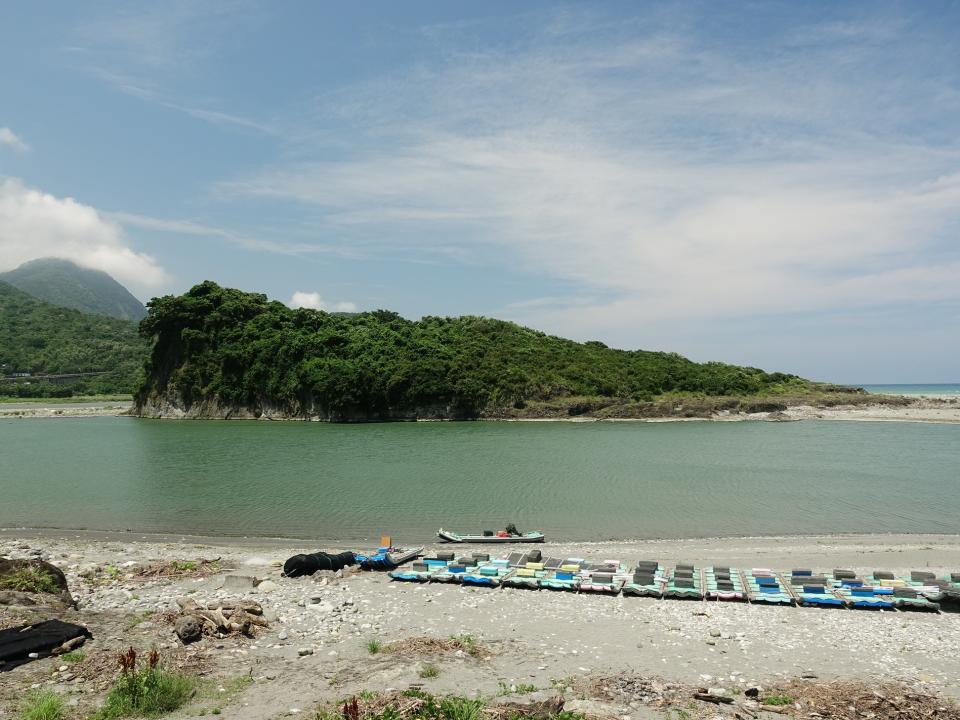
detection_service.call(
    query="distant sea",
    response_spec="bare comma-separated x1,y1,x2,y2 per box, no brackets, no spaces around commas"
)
861,383,960,397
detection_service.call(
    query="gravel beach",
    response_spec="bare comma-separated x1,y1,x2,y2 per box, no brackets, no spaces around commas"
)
2,532,958,719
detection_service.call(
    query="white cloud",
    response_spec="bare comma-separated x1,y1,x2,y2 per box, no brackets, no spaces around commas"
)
0,178,169,297
107,210,357,258
223,10,960,340
0,127,29,152
289,291,357,313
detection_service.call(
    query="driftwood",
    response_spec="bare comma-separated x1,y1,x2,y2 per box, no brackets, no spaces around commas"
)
694,691,734,704
52,635,88,655
174,598,268,643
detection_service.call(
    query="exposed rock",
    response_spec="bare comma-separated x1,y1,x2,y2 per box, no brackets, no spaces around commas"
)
174,615,203,644
222,574,257,592
0,558,74,608
0,590,37,606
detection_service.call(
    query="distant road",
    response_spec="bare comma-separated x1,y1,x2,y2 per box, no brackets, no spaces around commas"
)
0,400,131,410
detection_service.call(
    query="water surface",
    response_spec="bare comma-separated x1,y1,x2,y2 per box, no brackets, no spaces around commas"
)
2,417,957,542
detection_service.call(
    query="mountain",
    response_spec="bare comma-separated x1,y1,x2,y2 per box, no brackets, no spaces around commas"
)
0,280,148,396
134,281,860,421
0,258,147,321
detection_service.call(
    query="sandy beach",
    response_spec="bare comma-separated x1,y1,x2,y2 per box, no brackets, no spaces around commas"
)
3,532,959,719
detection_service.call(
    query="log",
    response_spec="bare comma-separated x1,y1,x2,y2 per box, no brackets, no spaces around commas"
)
694,692,734,704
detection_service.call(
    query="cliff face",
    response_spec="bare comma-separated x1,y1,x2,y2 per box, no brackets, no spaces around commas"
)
134,393,467,422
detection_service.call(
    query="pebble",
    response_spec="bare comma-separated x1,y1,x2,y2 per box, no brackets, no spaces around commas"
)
298,648,313,656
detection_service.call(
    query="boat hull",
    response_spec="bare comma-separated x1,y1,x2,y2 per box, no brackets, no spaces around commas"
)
437,529,545,544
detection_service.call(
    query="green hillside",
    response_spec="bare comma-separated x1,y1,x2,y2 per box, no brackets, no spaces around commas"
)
0,280,148,397
135,281,831,420
0,257,147,321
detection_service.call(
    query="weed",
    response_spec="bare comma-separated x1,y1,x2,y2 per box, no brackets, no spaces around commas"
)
762,694,795,706
0,567,58,594
124,613,152,631
91,647,195,719
419,664,440,679
498,682,537,696
18,690,64,720
551,713,586,720
438,697,483,720
367,638,382,654
451,635,481,658
61,650,85,663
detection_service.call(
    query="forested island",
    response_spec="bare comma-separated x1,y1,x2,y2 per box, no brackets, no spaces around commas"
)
133,281,879,421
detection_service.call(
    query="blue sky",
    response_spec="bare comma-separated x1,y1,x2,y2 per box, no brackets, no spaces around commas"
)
1,1,959,383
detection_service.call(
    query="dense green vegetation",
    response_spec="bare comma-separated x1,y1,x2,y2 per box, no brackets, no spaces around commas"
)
0,280,148,397
1,257,147,321
136,281,816,419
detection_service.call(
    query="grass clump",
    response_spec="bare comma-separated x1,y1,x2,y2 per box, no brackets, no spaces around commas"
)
498,682,537,696
419,664,440,679
92,647,195,719
367,638,382,654
0,567,59,594
451,635,481,658
762,694,795,706
61,650,86,663
19,690,64,720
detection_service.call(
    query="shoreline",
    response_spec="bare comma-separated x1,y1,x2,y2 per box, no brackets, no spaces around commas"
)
4,398,960,424
4,526,960,551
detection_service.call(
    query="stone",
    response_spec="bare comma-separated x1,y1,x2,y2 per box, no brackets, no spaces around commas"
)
298,648,313,656
709,630,721,637
0,590,37,606
0,558,74,607
278,631,288,641
222,574,257,592
801,670,818,679
174,615,203,644
257,580,280,593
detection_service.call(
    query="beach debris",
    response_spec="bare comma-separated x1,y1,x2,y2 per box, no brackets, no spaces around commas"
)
490,692,564,720
383,635,491,658
0,619,91,671
694,688,734,704
766,680,960,720
135,557,229,579
173,597,268,644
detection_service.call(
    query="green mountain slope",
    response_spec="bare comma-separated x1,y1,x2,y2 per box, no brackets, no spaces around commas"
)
0,280,148,396
135,281,835,420
0,257,147,321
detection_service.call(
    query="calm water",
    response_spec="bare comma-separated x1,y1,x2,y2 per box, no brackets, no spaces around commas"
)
863,383,960,397
1,417,958,543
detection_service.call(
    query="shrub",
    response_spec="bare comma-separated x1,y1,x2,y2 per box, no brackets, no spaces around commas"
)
763,694,795,706
92,647,195,719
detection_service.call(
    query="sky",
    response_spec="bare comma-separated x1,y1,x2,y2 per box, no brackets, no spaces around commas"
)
1,1,958,383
